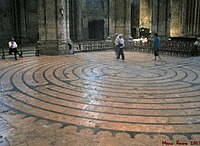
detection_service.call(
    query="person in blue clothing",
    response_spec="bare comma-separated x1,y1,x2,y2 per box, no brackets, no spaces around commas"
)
153,33,161,60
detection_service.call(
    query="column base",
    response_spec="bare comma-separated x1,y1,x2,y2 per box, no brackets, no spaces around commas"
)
37,40,70,55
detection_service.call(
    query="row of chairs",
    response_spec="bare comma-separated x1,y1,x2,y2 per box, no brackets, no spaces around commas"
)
74,41,112,52
126,40,198,57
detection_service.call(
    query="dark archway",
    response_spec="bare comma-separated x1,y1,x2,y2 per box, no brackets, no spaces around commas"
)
131,0,140,38
88,20,104,40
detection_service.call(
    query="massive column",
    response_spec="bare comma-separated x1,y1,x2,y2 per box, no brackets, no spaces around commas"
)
187,0,200,36
109,0,115,37
109,0,131,40
170,0,200,37
150,0,170,38
19,0,28,43
76,0,83,40
151,0,158,34
131,0,140,38
37,0,70,55
170,0,183,36
157,0,170,37
104,0,109,39
180,0,187,36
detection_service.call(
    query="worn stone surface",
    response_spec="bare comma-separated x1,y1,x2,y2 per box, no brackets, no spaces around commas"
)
1,0,200,50
0,51,200,146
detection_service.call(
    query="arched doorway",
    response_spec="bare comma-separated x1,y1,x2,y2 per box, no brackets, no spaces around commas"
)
69,0,109,41
88,19,104,40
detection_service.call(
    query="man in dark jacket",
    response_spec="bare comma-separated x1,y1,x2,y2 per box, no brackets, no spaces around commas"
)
153,33,161,60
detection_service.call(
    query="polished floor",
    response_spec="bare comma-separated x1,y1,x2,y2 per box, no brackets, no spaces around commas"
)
0,51,200,146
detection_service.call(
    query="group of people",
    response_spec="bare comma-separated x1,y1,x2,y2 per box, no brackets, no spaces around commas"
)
7,35,200,61
114,33,162,61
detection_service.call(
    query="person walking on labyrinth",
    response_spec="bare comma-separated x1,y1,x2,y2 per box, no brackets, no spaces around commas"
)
153,33,161,60
8,37,22,60
116,34,125,60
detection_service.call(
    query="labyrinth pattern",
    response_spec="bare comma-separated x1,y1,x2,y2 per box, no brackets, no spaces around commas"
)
1,52,200,136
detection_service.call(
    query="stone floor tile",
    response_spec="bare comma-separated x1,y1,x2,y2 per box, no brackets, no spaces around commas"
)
26,138,51,146
0,52,200,146
153,134,173,146
79,128,94,137
191,135,200,140
61,126,78,134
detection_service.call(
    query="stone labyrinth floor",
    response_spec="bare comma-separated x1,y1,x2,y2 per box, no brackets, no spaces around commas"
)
0,51,200,146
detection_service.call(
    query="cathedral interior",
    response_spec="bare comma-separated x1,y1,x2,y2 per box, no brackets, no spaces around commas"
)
0,0,200,146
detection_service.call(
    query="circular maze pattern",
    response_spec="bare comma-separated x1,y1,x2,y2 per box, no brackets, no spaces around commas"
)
1,53,200,135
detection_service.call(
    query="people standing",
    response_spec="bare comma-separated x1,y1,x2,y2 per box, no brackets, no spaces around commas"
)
8,37,21,60
153,33,161,60
117,34,125,60
194,37,200,50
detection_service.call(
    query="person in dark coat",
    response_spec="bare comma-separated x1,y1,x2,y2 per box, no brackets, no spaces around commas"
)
153,33,161,60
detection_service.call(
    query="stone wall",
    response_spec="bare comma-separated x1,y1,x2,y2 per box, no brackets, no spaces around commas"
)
0,0,38,48
0,0,14,48
170,0,183,37
20,0,38,43
82,0,108,40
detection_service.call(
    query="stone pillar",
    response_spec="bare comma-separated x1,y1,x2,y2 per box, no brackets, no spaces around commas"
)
76,0,83,40
66,0,70,41
104,0,109,39
152,0,158,33
165,0,171,37
157,0,169,37
131,0,140,38
19,0,29,43
194,0,200,36
150,0,171,38
12,0,20,39
193,0,198,35
180,0,187,36
37,0,46,41
125,0,132,39
190,0,195,35
185,0,199,36
57,0,68,54
37,0,70,55
109,0,116,38
197,0,200,35
109,0,131,40
170,0,181,36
